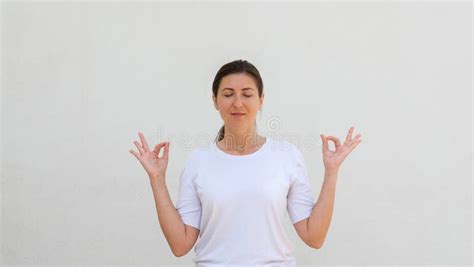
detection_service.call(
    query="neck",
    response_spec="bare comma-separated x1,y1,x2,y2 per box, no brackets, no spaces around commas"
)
221,124,262,151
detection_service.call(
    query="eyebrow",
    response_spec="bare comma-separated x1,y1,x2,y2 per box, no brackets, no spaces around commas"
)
222,87,255,91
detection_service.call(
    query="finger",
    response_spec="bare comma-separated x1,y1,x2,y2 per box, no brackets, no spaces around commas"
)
320,134,328,152
347,141,361,156
335,137,341,149
134,141,145,156
154,142,167,157
348,135,362,151
138,132,150,152
152,145,159,158
129,149,142,162
326,136,341,150
163,142,170,161
349,133,362,146
344,126,354,146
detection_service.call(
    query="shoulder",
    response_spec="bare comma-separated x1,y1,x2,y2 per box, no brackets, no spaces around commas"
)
182,142,214,168
266,137,301,158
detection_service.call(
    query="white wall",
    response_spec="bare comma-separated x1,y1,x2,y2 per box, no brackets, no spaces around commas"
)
1,1,471,265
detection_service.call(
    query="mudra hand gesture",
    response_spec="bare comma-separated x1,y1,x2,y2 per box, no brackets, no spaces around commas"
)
320,126,362,174
129,132,170,180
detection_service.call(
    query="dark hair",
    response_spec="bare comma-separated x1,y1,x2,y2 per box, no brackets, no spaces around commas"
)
212,59,264,143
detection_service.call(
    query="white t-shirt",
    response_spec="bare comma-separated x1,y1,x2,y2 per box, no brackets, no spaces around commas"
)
175,137,316,266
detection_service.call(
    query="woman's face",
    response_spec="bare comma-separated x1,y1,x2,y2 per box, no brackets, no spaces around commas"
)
213,73,264,132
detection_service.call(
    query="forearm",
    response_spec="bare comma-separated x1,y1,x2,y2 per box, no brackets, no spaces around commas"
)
150,176,187,256
307,169,338,248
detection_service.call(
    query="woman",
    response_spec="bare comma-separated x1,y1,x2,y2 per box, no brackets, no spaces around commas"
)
130,59,362,266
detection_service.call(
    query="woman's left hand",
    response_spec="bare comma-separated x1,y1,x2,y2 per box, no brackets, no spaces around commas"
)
320,126,362,174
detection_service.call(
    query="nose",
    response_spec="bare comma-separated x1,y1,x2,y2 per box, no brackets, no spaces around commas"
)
232,95,244,108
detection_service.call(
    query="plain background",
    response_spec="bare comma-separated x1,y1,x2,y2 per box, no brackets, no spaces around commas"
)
1,1,472,265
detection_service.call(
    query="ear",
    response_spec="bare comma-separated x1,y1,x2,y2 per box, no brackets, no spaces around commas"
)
212,95,218,110
259,93,265,107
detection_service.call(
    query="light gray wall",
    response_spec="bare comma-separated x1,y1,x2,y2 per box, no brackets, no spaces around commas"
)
2,2,471,265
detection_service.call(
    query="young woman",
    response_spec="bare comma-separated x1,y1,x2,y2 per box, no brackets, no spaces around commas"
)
130,59,362,266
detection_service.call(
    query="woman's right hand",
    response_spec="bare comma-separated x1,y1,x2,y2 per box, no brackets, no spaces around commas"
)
129,132,169,181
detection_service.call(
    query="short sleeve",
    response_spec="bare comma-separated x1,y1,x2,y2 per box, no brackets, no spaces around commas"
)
175,157,202,230
287,145,316,224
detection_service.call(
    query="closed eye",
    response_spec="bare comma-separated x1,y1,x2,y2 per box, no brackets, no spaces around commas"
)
224,94,253,98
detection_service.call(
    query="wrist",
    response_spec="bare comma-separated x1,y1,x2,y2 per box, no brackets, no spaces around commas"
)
149,173,166,183
324,168,339,177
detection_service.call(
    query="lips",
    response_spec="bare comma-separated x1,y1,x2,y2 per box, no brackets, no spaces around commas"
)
231,113,246,115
